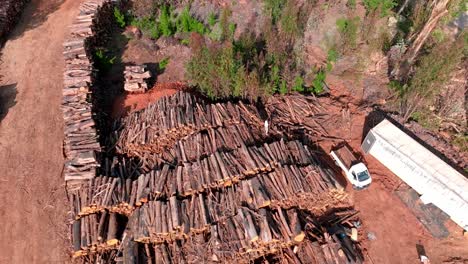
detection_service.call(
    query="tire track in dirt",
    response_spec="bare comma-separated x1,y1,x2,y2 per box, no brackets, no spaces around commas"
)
0,0,84,262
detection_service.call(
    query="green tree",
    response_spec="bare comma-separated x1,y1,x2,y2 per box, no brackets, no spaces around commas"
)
264,0,286,25
336,17,360,50
292,76,304,92
397,33,466,121
363,0,397,17
159,5,174,36
114,7,126,28
279,79,288,94
208,12,217,27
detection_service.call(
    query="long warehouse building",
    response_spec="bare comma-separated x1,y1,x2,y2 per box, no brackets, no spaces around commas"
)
362,119,468,230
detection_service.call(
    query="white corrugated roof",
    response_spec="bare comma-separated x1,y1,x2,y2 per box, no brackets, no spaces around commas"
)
370,119,468,229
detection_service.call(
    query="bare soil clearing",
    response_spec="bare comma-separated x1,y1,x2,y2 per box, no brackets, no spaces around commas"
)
112,82,184,118
0,0,84,262
318,90,468,264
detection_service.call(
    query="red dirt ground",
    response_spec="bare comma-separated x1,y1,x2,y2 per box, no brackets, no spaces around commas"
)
319,88,468,264
112,82,185,118
0,0,85,263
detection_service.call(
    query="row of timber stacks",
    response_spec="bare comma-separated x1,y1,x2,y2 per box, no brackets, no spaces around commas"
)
130,206,360,263
113,91,272,170
0,0,29,42
63,1,363,263
68,143,345,218
61,0,116,181
67,89,362,262
124,65,151,93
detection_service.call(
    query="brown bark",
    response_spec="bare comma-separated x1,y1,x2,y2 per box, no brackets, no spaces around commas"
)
405,0,450,63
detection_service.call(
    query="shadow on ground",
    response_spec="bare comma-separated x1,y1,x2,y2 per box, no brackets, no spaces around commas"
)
0,83,17,122
7,0,64,42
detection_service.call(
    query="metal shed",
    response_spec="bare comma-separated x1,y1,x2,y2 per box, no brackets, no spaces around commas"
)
362,119,468,230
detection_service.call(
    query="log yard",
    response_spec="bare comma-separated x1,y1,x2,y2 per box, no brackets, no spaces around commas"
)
0,0,467,263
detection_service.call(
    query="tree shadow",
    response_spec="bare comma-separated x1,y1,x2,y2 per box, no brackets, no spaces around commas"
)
0,83,17,122
5,0,64,42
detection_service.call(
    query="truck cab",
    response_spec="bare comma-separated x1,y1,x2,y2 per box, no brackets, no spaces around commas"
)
330,143,371,189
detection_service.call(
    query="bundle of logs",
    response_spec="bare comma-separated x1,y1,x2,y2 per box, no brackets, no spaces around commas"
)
67,139,342,217
130,189,350,245
266,95,329,141
129,237,354,264
114,91,266,162
117,121,275,171
68,160,344,219
61,0,116,181
72,211,125,257
0,0,29,42
128,207,360,263
124,65,151,93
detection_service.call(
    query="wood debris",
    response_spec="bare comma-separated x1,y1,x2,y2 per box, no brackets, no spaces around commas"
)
266,94,329,141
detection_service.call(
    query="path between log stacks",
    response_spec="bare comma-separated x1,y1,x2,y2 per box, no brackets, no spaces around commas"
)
0,0,85,262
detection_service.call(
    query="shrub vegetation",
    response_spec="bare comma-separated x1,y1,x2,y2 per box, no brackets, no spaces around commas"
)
363,0,397,17
336,17,360,51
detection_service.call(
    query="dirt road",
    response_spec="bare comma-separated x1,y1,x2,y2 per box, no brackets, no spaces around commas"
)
0,0,83,262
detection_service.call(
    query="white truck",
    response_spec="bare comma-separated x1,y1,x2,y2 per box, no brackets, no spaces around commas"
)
330,143,371,189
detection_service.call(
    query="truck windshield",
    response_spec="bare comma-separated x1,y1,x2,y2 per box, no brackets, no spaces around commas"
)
357,171,370,182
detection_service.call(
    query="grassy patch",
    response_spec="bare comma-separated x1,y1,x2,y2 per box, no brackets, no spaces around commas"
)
292,75,304,92
130,4,214,40
363,0,397,17
336,17,360,51
185,0,320,99
311,70,326,94
208,12,217,27
452,134,468,152
347,0,356,9
158,57,170,71
176,6,207,34
280,1,300,37
94,48,116,73
264,0,286,25
395,33,467,120
326,48,339,71
114,7,127,28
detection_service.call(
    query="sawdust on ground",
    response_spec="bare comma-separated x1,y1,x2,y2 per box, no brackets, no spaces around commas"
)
0,0,84,262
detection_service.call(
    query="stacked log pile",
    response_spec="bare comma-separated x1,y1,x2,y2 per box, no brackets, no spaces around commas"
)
117,121,274,170
62,0,114,181
274,236,356,264
114,91,266,163
266,95,329,141
0,0,29,42
68,162,346,219
71,212,123,257
67,139,342,217
74,251,119,264
124,65,151,93
130,207,359,263
130,190,350,245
